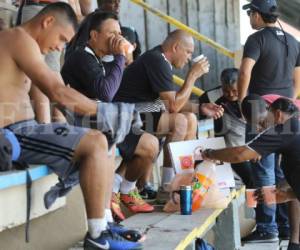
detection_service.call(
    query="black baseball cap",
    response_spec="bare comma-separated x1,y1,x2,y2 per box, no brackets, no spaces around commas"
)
243,0,278,15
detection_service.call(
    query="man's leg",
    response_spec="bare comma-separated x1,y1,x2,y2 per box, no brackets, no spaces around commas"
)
118,133,159,213
76,132,142,249
288,200,300,244
156,112,188,188
12,121,141,249
104,147,116,224
121,133,158,183
75,130,109,225
275,156,290,239
243,154,279,243
182,112,198,140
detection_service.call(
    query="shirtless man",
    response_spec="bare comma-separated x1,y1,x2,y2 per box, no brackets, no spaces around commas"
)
0,3,141,249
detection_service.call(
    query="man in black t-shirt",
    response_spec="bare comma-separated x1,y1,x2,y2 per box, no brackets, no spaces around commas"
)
238,0,300,100
238,0,300,242
113,29,224,190
202,96,300,250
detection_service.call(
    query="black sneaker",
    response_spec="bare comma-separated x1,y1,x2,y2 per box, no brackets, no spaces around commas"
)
288,243,300,250
241,230,279,244
279,228,290,240
139,183,157,200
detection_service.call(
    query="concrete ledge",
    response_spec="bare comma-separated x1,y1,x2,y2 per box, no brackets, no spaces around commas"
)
0,168,66,232
69,187,245,250
123,187,245,250
0,165,51,190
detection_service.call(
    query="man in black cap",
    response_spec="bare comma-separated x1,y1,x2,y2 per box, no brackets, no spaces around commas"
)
238,0,300,245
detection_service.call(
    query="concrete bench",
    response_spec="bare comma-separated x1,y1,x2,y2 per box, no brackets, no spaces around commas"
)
69,187,245,250
122,187,245,250
0,165,66,232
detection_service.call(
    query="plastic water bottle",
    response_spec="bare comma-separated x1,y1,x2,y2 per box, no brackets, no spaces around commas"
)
192,161,216,211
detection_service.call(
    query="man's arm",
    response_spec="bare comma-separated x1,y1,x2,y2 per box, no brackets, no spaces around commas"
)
202,146,260,163
237,57,256,102
160,58,209,113
293,66,300,99
13,31,97,116
94,55,125,102
29,84,51,123
180,102,224,119
30,84,66,123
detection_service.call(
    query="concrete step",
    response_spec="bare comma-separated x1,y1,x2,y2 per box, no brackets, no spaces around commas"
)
279,240,289,250
69,241,83,250
240,242,280,250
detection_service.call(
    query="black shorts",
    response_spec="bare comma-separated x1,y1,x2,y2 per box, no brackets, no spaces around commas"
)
117,112,163,161
140,112,162,134
117,128,143,161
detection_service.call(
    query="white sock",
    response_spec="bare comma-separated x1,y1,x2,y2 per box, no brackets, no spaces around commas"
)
120,179,136,194
87,218,107,239
161,167,175,187
112,174,123,193
105,209,114,223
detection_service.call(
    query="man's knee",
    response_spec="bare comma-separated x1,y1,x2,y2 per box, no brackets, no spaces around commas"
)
135,133,159,160
172,113,188,136
76,129,108,158
184,112,198,127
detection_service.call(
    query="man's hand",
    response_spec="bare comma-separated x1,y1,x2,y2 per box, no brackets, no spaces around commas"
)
109,35,127,56
200,103,224,119
188,57,210,79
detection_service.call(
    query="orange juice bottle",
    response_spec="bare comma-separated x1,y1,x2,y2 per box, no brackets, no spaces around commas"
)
192,161,215,211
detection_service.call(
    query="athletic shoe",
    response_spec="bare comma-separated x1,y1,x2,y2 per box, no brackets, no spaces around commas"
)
108,222,145,242
279,228,290,240
111,193,126,221
288,243,300,250
121,189,154,213
139,183,157,200
241,230,279,243
84,230,142,250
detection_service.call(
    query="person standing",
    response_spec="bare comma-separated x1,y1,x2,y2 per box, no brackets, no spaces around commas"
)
238,0,300,244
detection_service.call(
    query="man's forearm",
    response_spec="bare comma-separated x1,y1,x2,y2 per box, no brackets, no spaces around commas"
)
50,84,98,116
30,84,51,124
173,72,197,112
96,55,125,102
204,146,257,163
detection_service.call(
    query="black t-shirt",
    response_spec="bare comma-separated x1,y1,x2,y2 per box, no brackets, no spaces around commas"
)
113,46,174,103
243,27,300,98
248,117,300,200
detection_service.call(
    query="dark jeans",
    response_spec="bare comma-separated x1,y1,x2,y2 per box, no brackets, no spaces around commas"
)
252,154,289,234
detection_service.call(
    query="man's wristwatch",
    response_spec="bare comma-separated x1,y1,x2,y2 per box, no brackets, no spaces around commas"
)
203,148,214,159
